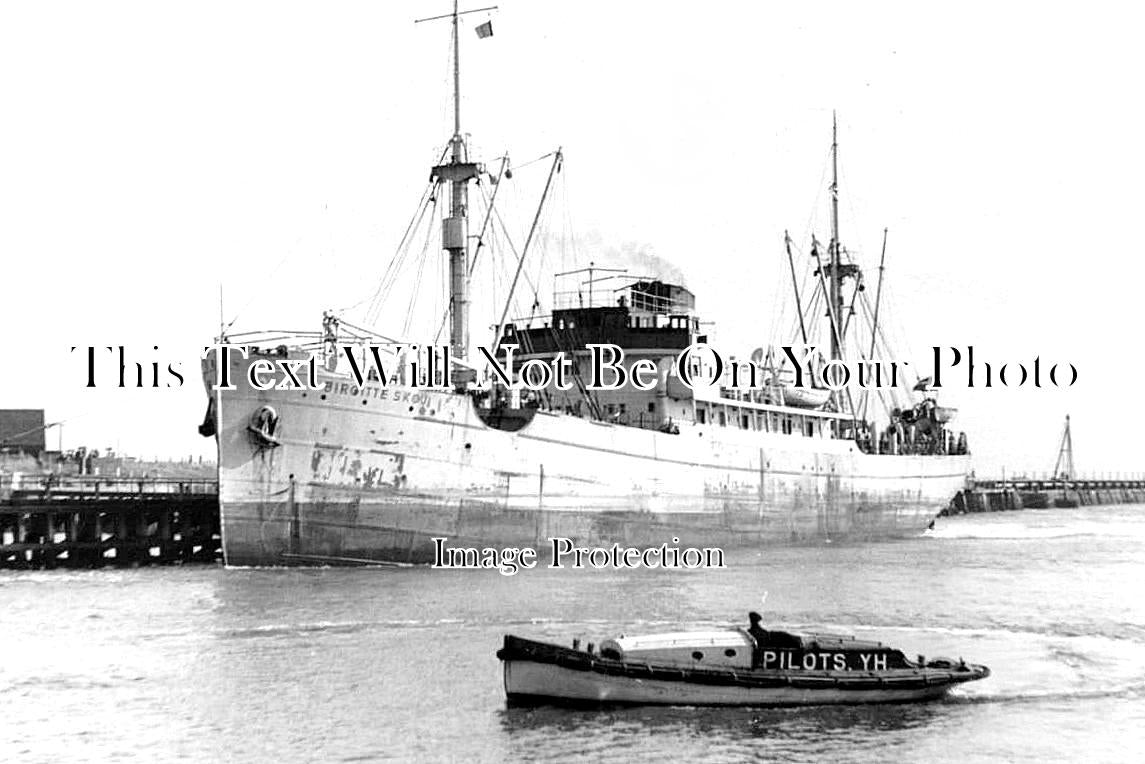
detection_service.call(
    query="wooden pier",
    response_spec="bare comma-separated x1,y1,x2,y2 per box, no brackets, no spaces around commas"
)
945,477,1145,516
942,417,1145,515
0,476,220,569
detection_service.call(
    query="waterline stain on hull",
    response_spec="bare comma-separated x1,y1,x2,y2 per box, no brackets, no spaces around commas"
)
218,498,948,566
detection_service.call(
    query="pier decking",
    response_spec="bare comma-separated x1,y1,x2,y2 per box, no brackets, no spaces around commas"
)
0,476,220,569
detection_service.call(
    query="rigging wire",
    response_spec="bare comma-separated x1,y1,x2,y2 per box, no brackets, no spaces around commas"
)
349,148,449,325
221,236,308,333
401,196,439,337
467,155,509,278
560,164,580,278
525,180,558,316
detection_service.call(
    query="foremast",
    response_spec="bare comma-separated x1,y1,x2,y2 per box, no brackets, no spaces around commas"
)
422,1,489,388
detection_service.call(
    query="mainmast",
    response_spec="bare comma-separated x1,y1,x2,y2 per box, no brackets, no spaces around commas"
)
829,112,842,360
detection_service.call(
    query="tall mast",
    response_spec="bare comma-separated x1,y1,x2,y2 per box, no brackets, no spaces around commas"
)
452,0,461,140
446,0,470,381
421,1,484,388
829,111,842,360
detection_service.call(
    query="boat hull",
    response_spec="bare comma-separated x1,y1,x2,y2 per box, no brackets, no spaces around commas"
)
498,636,988,707
503,659,955,706
207,352,969,566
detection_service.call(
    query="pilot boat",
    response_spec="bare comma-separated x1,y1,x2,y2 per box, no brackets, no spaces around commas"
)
497,626,989,707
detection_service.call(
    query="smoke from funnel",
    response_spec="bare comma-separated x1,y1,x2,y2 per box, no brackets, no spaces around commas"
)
605,241,687,286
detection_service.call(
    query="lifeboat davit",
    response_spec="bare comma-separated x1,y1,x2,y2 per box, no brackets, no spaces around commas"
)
497,626,989,707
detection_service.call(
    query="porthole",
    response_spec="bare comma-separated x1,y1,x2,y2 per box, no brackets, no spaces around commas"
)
724,648,736,657
692,651,704,661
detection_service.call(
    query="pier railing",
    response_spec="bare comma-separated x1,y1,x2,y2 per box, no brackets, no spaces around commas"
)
0,475,216,500
969,476,1145,492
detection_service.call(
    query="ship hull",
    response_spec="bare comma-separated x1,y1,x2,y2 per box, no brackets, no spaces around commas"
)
208,354,968,566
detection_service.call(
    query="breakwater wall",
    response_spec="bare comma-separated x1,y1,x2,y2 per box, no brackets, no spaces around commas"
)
945,478,1145,516
0,475,220,569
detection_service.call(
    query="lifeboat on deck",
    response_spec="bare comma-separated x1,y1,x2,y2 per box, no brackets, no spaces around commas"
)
779,385,831,409
497,626,989,707
934,406,958,423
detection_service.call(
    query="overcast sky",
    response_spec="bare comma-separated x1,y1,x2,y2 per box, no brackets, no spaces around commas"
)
2,1,1142,477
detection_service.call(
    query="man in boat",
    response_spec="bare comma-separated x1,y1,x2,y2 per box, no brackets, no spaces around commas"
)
747,612,802,666
747,612,774,669
747,611,769,645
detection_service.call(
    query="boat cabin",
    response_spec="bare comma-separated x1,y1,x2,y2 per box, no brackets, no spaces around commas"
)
599,630,755,670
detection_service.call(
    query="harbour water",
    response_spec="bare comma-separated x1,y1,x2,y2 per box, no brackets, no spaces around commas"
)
3,505,1144,763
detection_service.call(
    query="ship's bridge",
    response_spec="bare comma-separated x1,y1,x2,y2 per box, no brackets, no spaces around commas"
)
482,277,701,431
499,279,701,357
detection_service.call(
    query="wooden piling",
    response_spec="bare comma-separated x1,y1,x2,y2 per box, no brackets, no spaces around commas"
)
946,477,1145,516
0,476,220,569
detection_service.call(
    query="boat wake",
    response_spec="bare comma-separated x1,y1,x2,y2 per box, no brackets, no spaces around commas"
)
926,520,1145,540
947,679,1145,706
799,620,1145,644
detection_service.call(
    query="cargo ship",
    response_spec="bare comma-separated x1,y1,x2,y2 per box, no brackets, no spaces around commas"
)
199,5,969,566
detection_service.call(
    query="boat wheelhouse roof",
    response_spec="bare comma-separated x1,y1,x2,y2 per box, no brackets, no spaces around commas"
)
603,631,751,651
